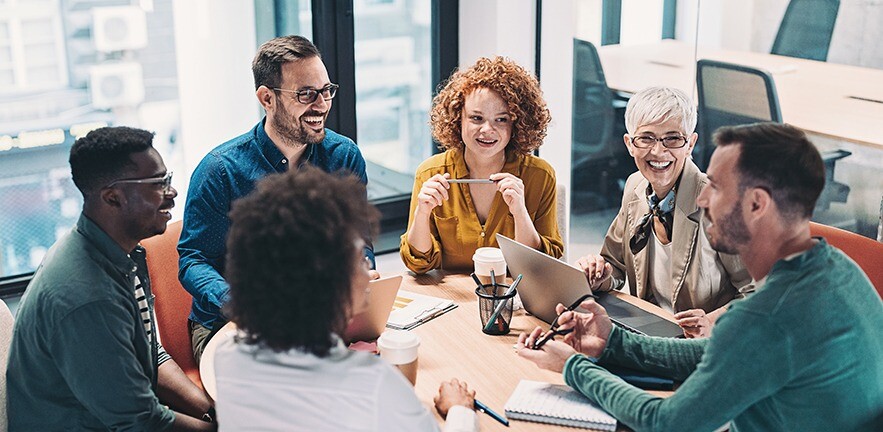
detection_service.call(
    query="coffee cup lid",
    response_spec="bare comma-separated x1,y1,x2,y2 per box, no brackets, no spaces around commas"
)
377,329,420,350
473,247,504,263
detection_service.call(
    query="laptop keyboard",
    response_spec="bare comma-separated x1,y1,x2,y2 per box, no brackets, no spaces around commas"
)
610,317,643,335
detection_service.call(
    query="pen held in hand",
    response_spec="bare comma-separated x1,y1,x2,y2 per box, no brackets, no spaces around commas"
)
531,327,574,350
531,292,598,350
448,178,496,184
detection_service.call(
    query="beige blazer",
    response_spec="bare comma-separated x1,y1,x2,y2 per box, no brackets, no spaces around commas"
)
597,160,753,312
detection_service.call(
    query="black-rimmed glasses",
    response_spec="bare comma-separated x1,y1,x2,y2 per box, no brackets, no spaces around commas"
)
105,172,174,195
630,134,689,149
532,293,597,349
273,83,339,104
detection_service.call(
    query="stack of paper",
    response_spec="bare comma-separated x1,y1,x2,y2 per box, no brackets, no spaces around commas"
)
386,290,457,330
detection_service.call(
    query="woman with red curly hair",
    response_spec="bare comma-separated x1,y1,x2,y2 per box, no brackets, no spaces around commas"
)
400,57,563,274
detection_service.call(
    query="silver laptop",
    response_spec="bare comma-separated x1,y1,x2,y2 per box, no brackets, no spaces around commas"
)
496,234,683,338
344,275,403,343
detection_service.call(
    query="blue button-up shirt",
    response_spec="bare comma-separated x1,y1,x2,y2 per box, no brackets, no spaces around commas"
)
178,118,372,329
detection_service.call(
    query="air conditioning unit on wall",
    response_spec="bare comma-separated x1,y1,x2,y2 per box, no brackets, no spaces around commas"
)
92,6,148,53
90,62,145,109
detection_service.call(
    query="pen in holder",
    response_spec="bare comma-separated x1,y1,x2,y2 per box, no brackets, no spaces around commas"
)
476,283,516,335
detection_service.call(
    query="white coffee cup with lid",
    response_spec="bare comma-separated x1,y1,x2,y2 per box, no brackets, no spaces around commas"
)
377,330,420,385
472,247,507,286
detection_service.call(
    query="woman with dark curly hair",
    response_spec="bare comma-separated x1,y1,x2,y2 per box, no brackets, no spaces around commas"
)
212,167,479,430
400,56,563,274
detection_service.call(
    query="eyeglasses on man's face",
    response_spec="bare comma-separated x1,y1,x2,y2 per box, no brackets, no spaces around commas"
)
105,172,174,195
630,134,689,149
273,83,339,104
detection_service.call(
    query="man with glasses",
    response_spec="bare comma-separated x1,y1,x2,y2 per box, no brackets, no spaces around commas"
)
178,35,375,364
7,126,216,431
573,87,752,338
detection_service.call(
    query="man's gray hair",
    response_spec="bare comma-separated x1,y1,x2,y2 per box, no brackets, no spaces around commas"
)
624,86,697,136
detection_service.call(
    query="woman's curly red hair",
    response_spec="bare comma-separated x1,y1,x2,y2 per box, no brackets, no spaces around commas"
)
430,56,551,154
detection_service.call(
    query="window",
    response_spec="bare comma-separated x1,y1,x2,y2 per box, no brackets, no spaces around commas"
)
353,0,432,199
0,0,184,280
0,0,66,93
303,0,456,252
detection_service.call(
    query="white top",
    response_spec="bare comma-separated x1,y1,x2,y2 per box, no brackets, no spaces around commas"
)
648,231,674,313
213,331,477,432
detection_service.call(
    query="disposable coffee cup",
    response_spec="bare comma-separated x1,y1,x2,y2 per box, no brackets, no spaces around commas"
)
473,247,507,286
377,330,420,386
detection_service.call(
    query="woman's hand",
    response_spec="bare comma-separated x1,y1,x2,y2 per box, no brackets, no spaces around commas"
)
491,173,527,217
575,254,613,290
415,173,451,216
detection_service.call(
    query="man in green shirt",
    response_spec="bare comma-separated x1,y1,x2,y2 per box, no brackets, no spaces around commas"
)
7,127,215,431
517,123,883,431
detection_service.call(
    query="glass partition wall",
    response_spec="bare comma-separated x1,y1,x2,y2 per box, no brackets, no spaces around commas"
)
567,0,883,261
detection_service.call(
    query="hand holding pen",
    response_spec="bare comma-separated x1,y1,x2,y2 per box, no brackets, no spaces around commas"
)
434,379,509,427
532,293,598,349
515,295,614,373
416,173,502,212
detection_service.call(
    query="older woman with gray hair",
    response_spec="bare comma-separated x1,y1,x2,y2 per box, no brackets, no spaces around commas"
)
575,86,752,338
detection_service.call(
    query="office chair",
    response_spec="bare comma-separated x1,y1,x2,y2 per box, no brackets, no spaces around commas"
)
696,59,850,214
1,298,14,432
771,0,840,61
571,38,631,213
696,59,783,170
142,220,203,390
810,222,883,298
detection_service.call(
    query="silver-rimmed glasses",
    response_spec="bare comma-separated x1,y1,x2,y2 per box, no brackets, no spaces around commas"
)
105,172,174,195
630,135,689,149
272,83,339,104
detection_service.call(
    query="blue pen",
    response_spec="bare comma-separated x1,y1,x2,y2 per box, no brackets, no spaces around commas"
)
474,399,509,427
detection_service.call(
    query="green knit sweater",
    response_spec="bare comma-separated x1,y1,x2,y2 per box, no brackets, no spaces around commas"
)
563,239,883,431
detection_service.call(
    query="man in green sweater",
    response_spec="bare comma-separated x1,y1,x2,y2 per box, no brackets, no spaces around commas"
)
516,122,883,431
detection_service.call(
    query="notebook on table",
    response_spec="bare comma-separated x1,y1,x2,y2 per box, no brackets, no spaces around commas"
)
504,380,617,431
385,289,457,330
496,234,684,338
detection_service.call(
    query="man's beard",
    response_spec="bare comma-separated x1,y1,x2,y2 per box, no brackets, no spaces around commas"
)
707,198,751,254
272,99,326,147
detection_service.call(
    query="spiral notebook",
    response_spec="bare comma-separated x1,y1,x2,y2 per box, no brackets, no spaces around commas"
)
504,380,617,431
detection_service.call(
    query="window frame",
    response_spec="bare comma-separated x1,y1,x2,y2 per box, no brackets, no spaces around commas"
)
310,0,458,253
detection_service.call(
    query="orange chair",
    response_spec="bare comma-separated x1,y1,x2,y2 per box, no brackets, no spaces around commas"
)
810,222,883,298
142,220,202,389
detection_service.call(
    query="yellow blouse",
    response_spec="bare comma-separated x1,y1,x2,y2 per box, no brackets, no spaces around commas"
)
400,148,563,274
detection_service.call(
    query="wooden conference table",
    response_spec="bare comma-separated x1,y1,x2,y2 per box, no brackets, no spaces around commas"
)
597,40,883,150
201,272,677,431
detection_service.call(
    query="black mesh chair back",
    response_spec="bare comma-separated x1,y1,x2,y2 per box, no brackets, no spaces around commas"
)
572,38,615,161
695,59,782,170
771,0,840,61
571,39,632,211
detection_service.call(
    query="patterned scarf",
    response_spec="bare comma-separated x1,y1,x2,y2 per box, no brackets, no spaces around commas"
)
629,186,676,255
